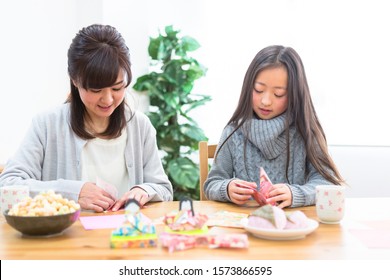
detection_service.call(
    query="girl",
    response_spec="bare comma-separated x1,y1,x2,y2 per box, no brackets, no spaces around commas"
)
204,45,343,208
0,24,173,212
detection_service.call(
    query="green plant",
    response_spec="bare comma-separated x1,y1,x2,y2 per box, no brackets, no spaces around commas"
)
133,25,211,200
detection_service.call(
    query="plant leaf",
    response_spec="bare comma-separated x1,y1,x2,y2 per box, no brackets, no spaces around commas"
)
180,124,207,142
132,25,211,200
148,37,161,60
168,157,199,190
181,36,200,52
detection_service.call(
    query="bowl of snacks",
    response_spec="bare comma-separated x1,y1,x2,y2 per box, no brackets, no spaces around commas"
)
3,190,81,237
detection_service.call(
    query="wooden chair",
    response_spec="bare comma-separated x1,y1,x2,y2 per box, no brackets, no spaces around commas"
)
198,141,217,200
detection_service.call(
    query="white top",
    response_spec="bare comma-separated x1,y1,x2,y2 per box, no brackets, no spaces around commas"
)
0,104,173,203
81,130,129,199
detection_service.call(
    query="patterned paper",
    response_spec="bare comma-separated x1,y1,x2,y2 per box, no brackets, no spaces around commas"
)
0,185,29,214
206,211,248,228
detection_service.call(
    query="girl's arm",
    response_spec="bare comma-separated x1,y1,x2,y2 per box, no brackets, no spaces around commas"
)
287,163,332,207
203,127,237,201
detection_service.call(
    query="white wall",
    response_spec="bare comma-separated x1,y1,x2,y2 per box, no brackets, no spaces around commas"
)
329,145,390,197
0,0,103,162
192,0,390,147
1,0,389,196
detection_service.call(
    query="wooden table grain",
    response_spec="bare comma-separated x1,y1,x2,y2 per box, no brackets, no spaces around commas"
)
1,198,389,260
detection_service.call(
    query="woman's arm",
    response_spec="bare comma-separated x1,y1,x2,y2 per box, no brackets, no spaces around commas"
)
127,113,173,202
0,111,84,202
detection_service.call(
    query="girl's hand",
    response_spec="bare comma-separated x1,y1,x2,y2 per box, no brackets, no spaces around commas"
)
78,182,116,212
267,183,292,208
110,187,149,211
227,180,257,205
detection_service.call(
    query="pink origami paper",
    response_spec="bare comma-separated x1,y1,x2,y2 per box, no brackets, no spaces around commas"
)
251,167,275,206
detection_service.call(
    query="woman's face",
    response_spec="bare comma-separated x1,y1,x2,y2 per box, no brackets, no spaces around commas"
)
252,67,288,120
76,70,126,125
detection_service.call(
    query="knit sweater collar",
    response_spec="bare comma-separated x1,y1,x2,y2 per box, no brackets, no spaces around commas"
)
244,113,293,160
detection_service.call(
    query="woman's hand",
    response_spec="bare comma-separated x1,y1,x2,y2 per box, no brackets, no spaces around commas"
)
110,187,149,211
267,183,292,208
227,179,257,205
78,182,116,212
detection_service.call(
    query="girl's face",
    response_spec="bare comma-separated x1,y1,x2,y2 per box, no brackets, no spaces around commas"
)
252,67,288,120
76,70,126,125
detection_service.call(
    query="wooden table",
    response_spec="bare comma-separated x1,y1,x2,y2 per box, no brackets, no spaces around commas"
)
1,198,390,260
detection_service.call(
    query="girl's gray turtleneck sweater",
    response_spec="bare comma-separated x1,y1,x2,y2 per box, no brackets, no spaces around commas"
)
204,113,331,207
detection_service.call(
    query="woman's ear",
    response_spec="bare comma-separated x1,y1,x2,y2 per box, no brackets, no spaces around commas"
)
71,79,78,88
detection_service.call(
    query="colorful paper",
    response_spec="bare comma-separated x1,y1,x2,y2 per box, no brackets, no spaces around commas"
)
206,211,248,228
208,233,249,248
79,214,125,230
96,176,118,200
349,220,390,249
164,209,208,231
159,232,208,253
110,199,157,249
258,167,275,205
110,234,157,248
0,185,29,214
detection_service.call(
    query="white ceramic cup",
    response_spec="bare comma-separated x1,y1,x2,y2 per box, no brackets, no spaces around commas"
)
0,185,30,214
315,185,345,224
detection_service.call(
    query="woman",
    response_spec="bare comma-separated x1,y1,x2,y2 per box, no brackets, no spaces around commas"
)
0,24,173,212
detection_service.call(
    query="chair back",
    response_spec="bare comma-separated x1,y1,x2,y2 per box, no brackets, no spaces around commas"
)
198,141,217,200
